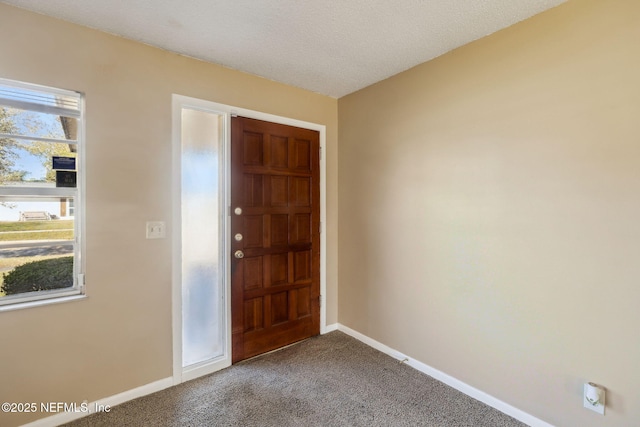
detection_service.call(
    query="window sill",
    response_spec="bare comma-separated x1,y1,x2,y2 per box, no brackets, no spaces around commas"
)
0,294,86,313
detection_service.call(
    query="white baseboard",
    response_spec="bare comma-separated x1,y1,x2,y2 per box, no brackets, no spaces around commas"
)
22,326,553,427
22,377,174,427
337,324,554,427
322,322,339,334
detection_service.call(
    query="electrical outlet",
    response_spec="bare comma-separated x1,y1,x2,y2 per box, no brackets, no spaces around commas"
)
146,221,166,239
584,383,605,415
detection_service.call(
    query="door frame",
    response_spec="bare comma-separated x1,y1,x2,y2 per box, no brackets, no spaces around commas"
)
171,95,327,385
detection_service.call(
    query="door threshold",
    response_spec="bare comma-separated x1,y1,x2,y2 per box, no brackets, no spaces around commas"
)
235,337,312,364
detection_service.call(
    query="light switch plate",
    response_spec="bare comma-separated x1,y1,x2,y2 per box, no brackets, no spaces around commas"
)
146,221,166,239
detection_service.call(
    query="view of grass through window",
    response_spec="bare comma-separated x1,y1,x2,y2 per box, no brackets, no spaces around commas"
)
0,218,74,297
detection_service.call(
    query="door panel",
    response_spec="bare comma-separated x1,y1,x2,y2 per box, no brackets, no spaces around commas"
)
231,117,320,363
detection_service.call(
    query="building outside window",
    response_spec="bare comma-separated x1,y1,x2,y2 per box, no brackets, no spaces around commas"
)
0,78,84,308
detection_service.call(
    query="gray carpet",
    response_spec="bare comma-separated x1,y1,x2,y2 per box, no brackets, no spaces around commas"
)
63,331,526,426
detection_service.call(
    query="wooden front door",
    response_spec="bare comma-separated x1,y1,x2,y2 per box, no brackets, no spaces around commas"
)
231,116,320,363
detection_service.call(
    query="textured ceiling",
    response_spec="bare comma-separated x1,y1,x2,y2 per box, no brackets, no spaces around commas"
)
2,0,566,98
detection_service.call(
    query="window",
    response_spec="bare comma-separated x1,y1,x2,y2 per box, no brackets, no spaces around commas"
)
67,198,75,217
0,78,84,308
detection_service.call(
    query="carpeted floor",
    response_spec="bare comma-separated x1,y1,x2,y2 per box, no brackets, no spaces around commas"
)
63,331,526,426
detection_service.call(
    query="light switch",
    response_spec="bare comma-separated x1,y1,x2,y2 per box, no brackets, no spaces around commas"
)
146,221,166,239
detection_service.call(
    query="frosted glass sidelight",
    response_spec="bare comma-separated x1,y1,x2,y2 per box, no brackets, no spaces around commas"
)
181,108,225,367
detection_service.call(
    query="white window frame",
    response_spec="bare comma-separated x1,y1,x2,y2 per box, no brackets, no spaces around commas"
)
0,78,85,311
67,198,75,217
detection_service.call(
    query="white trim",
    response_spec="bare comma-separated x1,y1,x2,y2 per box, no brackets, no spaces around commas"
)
24,325,552,426
0,77,82,118
0,98,80,118
0,187,76,197
0,132,78,145
0,77,85,309
337,325,406,360
21,377,174,427
171,96,183,385
336,324,555,427
172,96,233,385
181,357,231,383
171,95,328,385
0,294,85,313
318,120,328,334
323,323,339,333
0,77,80,100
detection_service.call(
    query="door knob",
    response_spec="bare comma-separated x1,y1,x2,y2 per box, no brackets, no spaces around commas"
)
234,207,242,215
234,250,244,259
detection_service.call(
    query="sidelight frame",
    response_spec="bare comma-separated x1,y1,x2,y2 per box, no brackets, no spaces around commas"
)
172,94,327,385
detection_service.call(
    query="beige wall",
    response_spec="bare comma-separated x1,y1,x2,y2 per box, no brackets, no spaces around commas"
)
0,4,337,426
338,0,639,426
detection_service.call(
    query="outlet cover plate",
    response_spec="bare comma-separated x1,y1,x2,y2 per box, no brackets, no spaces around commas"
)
583,384,605,415
146,221,166,239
